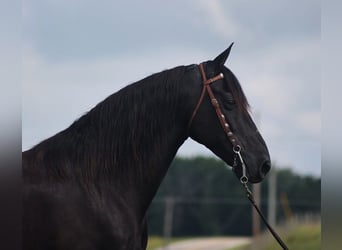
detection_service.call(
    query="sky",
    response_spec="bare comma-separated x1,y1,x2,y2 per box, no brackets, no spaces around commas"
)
21,0,321,177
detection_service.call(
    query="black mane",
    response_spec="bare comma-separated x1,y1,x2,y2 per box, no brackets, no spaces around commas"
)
25,66,188,184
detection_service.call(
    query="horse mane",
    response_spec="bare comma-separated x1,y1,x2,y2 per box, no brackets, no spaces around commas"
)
26,66,188,185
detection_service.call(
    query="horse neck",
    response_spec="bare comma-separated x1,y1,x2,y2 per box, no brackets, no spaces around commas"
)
83,74,191,212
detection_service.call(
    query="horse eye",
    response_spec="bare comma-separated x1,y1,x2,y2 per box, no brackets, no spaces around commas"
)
223,93,236,104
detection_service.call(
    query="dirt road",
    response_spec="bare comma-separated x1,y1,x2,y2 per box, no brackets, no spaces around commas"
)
156,237,251,250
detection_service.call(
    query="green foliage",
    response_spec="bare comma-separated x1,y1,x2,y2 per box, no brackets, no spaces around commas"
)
273,168,321,218
146,237,188,250
263,224,321,250
147,156,320,236
146,236,164,250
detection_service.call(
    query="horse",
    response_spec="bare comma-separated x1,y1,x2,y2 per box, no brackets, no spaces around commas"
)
23,44,271,250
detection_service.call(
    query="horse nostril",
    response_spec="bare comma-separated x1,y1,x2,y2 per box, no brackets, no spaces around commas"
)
260,160,271,177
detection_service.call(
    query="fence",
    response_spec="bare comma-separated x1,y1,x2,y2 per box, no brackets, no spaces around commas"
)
147,196,320,237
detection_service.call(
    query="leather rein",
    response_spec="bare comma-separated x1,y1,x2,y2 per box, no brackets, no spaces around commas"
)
188,63,289,250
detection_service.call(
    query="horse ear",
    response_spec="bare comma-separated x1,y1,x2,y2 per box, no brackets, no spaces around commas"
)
213,42,234,66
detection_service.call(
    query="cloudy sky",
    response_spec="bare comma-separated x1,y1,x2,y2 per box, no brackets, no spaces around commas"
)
22,0,320,177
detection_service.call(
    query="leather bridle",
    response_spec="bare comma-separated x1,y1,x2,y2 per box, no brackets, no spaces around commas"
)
188,63,248,183
188,63,237,147
188,63,289,250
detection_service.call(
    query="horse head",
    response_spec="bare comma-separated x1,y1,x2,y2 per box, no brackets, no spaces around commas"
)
187,44,271,183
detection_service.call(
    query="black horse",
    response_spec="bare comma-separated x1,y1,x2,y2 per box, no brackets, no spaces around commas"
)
23,45,271,250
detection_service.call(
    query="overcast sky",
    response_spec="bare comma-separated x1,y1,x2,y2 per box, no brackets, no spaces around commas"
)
22,0,320,177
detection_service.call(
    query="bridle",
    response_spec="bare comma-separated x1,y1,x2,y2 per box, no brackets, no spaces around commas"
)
188,63,289,250
188,63,248,184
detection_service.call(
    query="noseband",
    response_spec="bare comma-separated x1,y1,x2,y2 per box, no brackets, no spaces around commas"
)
187,63,289,250
188,63,248,183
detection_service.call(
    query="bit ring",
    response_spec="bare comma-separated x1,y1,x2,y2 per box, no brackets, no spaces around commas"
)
233,145,241,153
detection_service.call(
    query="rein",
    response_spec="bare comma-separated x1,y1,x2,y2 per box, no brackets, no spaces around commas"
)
242,182,289,250
189,63,289,250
